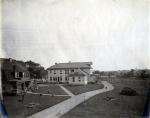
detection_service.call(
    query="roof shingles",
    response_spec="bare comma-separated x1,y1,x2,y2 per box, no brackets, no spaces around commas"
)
47,62,92,69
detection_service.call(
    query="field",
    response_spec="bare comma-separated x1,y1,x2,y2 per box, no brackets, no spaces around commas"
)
62,78,150,118
3,84,70,118
32,84,67,95
3,94,69,118
63,83,104,95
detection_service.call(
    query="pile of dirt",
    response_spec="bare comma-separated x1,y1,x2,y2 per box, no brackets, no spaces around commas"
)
120,87,138,96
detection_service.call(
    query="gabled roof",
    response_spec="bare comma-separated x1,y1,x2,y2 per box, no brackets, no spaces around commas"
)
1,58,28,72
47,62,92,69
69,69,87,77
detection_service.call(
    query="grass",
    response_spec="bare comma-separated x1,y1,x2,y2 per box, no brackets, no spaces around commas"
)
32,84,67,95
61,78,150,118
3,93,69,118
63,83,104,95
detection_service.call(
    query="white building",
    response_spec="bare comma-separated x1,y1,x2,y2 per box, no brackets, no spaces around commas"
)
47,62,92,85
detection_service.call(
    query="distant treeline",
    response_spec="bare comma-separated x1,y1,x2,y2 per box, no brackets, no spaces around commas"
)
92,69,150,78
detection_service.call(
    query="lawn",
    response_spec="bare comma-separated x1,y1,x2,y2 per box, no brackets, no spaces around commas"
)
61,78,150,118
3,93,69,118
32,84,67,95
63,83,104,95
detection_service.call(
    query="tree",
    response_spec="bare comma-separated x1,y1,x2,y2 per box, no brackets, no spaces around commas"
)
141,69,149,78
93,70,101,74
26,61,46,79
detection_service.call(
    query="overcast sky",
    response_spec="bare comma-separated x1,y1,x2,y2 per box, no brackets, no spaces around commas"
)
1,0,149,70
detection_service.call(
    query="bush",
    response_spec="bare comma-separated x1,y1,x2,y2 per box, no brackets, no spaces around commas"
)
120,87,138,96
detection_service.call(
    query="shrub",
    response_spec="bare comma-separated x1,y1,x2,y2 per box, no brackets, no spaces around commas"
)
120,87,138,96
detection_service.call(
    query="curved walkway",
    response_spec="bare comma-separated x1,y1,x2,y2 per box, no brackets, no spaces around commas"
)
28,81,114,118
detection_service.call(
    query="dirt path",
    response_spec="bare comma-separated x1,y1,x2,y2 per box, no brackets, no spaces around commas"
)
27,81,114,118
58,85,75,97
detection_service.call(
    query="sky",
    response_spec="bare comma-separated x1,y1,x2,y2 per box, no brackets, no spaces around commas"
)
1,0,149,70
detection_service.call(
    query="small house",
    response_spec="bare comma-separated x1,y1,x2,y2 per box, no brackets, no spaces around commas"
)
1,58,31,95
69,69,88,85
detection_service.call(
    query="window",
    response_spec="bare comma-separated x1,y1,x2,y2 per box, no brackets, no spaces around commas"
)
54,70,56,74
78,77,81,82
53,77,55,81
15,72,23,78
65,77,68,81
65,69,69,74
72,77,75,82
60,77,62,81
55,77,57,81
60,70,62,74
65,69,67,74
19,72,23,78
71,69,74,72
15,72,18,78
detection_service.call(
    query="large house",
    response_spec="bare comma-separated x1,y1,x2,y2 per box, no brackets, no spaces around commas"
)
47,62,92,85
1,58,31,95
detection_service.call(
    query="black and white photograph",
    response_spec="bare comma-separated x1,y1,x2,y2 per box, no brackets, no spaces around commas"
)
0,0,150,118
